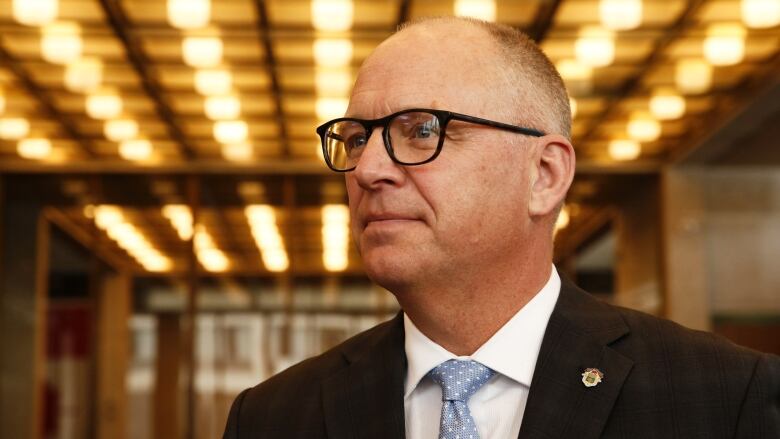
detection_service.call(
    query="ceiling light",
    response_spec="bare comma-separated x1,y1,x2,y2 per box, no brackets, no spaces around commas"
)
41,22,82,64
65,58,102,93
119,139,153,161
627,113,661,142
194,69,232,95
221,143,253,161
199,248,229,272
555,205,570,232
162,205,193,240
17,138,52,160
675,59,712,94
104,119,139,142
182,36,222,68
575,26,615,67
322,204,349,272
213,120,248,144
311,0,354,31
599,0,642,30
742,0,780,28
609,139,641,161
454,0,497,21
263,248,289,272
0,89,5,114
204,95,241,120
315,68,352,97
13,0,58,26
94,205,124,230
703,23,746,66
556,59,593,83
167,0,210,29
141,254,172,272
323,249,348,272
245,204,276,225
86,90,122,120
569,97,578,119
0,118,30,140
313,39,353,68
649,89,686,120
316,97,349,121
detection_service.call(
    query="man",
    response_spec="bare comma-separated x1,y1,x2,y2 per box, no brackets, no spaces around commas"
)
224,17,779,438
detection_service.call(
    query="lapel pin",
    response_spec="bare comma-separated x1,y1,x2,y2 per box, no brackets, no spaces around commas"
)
581,368,604,388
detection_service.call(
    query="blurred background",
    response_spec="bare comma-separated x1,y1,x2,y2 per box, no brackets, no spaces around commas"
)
0,0,778,438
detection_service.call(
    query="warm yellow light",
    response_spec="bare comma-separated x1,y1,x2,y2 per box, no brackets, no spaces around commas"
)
322,204,349,272
119,139,153,161
554,205,570,232
316,97,349,121
675,59,712,94
569,97,578,119
86,91,122,120
323,250,348,272
0,89,5,114
0,118,30,140
141,254,172,272
263,248,289,272
199,248,229,272
556,59,593,82
649,89,686,120
315,68,352,97
627,113,661,142
245,205,276,225
104,119,139,142
599,0,642,30
182,36,222,68
575,26,615,67
213,120,248,144
322,204,350,224
94,205,124,230
17,138,52,160
13,0,58,26
313,39,353,68
311,0,354,31
454,0,497,21
742,0,780,28
221,143,253,161
64,58,102,93
204,95,241,120
609,139,641,161
194,69,232,95
703,23,746,66
162,204,193,240
41,22,81,64
167,0,211,29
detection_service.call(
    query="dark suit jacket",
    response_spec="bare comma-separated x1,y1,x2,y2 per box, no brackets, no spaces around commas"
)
223,277,780,438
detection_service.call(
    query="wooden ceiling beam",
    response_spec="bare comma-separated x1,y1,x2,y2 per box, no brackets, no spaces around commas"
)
527,0,564,42
0,46,97,158
97,0,196,160
254,0,291,158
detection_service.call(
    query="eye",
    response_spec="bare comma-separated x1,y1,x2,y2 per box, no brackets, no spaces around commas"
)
344,133,367,153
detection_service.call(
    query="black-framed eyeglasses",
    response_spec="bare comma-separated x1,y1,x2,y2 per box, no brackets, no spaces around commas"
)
315,108,545,172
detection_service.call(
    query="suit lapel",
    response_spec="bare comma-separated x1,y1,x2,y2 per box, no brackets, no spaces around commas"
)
519,276,634,439
322,314,407,439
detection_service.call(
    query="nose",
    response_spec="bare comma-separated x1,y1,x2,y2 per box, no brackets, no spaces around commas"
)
350,126,405,190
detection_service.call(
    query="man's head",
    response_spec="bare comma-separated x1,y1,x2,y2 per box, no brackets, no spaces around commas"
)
339,17,575,295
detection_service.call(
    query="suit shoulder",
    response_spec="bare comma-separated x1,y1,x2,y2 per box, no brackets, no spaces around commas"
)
611,304,767,370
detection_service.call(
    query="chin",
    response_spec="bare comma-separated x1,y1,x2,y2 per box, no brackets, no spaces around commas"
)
361,250,420,294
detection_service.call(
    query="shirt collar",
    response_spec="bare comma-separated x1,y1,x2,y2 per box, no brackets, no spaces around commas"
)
403,265,561,398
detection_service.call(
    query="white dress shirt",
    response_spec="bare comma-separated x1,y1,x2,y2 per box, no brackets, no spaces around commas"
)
403,266,561,439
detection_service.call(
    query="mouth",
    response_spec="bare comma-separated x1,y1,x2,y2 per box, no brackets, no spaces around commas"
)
363,213,421,228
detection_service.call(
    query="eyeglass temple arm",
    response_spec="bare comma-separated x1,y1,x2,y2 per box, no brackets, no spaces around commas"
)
449,113,545,137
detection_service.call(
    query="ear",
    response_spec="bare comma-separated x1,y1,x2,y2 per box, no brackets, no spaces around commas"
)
528,134,575,217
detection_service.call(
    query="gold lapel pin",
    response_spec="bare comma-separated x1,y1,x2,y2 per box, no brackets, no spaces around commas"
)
581,368,604,387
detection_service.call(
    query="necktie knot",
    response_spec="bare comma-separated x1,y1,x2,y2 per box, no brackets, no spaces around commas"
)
428,359,495,402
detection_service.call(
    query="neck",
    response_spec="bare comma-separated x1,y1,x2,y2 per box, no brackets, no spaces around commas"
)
397,254,553,356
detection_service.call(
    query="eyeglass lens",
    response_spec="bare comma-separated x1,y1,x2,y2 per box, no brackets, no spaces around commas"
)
324,111,442,170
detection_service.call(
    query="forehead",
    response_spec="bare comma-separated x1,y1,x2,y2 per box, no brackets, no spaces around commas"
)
348,23,508,118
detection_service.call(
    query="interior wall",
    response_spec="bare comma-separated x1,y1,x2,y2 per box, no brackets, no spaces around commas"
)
0,200,45,439
662,166,780,331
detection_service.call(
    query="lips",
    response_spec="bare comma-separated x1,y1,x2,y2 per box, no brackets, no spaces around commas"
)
361,212,422,228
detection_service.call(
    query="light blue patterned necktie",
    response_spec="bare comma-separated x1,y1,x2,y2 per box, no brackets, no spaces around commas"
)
428,359,495,439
